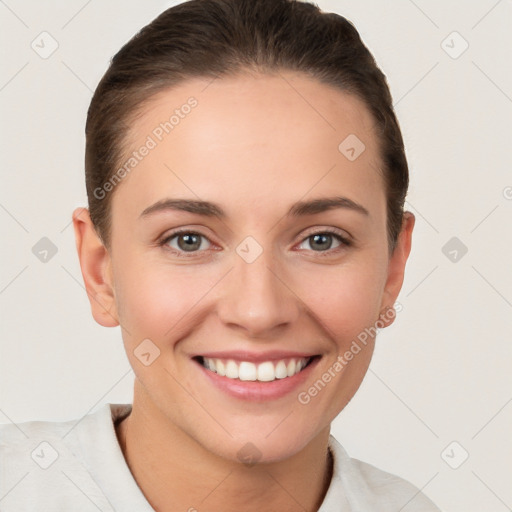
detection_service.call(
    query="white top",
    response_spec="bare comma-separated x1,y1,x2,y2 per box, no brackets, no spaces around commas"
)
0,403,440,511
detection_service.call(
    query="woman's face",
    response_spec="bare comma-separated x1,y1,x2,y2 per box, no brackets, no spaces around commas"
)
77,71,413,463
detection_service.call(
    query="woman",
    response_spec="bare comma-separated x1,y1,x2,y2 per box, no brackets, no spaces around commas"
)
0,0,441,510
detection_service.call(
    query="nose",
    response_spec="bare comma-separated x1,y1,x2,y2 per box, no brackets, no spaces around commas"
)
216,246,301,338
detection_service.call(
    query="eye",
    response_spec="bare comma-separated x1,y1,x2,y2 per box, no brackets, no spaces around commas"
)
159,228,351,258
160,230,212,256
297,229,351,254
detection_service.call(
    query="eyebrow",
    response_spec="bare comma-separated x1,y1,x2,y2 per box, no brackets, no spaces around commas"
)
139,196,370,219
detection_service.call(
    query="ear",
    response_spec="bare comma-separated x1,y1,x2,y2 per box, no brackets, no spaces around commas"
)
379,211,415,327
72,207,119,327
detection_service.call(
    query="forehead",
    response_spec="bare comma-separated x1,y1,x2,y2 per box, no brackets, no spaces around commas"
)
111,71,385,225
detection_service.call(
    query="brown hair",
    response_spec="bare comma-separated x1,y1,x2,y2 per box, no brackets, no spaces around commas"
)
85,0,409,252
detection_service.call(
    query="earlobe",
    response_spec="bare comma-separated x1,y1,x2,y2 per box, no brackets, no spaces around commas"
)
72,207,119,327
379,211,415,328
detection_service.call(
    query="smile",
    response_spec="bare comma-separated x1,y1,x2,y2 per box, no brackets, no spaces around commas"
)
198,356,313,382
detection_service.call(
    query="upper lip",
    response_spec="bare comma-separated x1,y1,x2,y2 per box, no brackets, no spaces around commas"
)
193,350,319,363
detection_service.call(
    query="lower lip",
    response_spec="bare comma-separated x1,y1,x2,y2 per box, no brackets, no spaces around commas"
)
195,357,320,402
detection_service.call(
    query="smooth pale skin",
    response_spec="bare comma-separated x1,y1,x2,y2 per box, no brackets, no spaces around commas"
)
73,70,414,512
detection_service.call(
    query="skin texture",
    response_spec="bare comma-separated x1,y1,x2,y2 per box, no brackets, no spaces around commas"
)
73,70,414,512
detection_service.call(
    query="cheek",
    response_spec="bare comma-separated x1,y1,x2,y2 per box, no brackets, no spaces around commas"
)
114,258,218,342
113,262,208,395
297,258,386,346
292,261,385,420
115,248,387,347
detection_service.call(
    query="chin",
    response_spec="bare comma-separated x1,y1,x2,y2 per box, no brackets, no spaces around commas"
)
205,422,322,466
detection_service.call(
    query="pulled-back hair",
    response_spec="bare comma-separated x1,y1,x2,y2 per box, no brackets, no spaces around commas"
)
85,0,408,252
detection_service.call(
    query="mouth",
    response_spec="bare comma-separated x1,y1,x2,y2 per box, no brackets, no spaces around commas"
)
194,355,317,382
192,353,321,401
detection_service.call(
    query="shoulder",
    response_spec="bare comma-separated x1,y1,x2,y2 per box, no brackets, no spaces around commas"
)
0,404,131,511
0,414,75,473
327,435,441,512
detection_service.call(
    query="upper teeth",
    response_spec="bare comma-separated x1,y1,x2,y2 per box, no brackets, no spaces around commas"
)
202,357,310,382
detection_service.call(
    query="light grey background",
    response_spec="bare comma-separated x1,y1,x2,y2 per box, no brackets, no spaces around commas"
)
1,1,511,510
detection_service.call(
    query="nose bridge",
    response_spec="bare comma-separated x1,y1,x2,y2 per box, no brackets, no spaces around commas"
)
217,239,300,335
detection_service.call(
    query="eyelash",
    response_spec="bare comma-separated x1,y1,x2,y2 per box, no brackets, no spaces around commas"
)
159,228,352,258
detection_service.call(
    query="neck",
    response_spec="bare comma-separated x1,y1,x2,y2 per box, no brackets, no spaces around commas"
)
115,386,333,512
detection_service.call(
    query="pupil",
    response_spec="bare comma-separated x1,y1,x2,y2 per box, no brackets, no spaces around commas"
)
178,234,200,251
311,234,332,251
